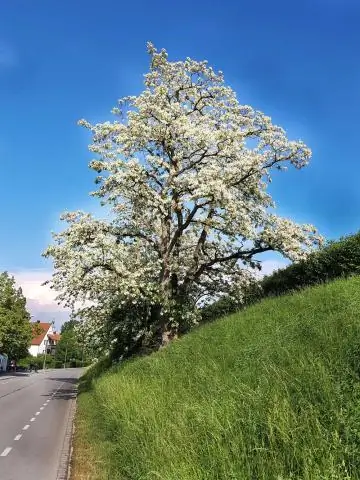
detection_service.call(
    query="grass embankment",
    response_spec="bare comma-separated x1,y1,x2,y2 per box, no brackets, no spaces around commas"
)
71,277,360,479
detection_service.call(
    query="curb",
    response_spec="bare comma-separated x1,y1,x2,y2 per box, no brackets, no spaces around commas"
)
56,388,78,480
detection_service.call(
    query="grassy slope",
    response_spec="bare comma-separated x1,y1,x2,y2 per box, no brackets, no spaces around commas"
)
71,277,360,480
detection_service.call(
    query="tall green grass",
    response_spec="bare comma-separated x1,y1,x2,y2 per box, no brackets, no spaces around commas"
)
72,277,360,479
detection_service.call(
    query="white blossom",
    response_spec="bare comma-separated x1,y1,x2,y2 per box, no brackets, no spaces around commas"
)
44,44,322,350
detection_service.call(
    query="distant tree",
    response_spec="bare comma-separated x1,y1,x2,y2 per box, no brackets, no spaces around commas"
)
44,44,322,354
56,321,85,365
60,318,79,334
0,272,32,359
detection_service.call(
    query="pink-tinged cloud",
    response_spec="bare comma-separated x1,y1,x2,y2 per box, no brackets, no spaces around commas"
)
12,270,69,330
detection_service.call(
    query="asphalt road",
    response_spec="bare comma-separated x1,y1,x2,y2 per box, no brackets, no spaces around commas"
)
0,368,82,480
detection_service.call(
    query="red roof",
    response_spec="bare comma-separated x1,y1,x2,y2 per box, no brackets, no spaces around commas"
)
48,333,61,342
31,322,52,346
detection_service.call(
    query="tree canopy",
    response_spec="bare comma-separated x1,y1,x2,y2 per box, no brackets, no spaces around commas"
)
60,319,79,334
0,272,32,359
44,44,322,356
56,327,82,365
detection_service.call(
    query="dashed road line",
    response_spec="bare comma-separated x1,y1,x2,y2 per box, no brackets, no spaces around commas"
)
1,377,73,466
1,447,12,457
0,379,68,464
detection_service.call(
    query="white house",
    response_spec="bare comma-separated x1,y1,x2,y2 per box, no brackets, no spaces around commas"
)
29,321,61,357
0,353,8,373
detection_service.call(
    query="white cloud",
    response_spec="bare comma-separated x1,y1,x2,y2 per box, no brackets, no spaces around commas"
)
257,258,289,278
11,270,70,331
13,270,56,306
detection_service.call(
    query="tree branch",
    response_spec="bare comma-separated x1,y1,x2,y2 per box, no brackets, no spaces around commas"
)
114,231,161,254
193,245,273,280
166,199,213,256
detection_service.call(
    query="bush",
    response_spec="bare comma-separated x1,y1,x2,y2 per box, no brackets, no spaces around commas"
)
26,354,56,370
200,280,262,324
16,356,33,369
263,232,360,297
201,231,360,323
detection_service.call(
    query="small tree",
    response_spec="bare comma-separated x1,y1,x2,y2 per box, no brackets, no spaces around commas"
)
56,330,78,365
60,319,79,334
0,272,32,359
44,44,321,352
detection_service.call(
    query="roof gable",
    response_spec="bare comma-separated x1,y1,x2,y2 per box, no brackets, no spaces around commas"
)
31,322,52,346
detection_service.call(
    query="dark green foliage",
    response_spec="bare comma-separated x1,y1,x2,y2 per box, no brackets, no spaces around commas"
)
201,231,360,323
199,295,240,324
0,272,32,359
60,318,80,334
262,232,360,297
17,354,57,370
200,281,262,324
56,321,89,367
108,301,151,361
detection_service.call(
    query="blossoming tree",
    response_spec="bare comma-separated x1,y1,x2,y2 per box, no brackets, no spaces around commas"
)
44,44,321,352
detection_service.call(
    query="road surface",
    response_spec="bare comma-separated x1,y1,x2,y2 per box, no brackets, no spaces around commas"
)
0,368,82,480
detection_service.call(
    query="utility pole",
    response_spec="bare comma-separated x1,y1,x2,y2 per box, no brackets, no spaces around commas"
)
42,339,48,371
64,344,68,369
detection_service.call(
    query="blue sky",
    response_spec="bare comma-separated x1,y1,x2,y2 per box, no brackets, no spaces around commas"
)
0,0,359,324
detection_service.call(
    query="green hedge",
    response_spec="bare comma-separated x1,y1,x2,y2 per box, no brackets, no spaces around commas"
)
17,355,89,370
201,231,360,323
263,232,360,297
200,282,262,324
17,355,55,370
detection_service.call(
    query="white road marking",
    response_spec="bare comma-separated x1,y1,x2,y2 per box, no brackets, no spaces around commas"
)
23,425,30,430
14,434,22,441
30,417,36,422
40,406,44,410
1,447,12,457
43,403,47,406
35,411,40,416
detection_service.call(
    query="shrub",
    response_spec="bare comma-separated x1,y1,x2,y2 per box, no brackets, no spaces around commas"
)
201,231,360,323
263,232,360,297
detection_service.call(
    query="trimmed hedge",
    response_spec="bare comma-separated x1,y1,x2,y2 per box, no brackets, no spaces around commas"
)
201,231,360,322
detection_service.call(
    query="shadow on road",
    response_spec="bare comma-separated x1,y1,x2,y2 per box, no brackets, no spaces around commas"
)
40,377,79,401
46,377,78,385
0,372,31,379
41,387,77,401
53,388,77,400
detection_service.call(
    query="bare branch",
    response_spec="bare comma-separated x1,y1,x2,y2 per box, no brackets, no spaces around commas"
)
193,245,273,280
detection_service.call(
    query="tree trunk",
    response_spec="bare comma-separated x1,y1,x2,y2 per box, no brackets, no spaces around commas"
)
161,329,178,346
149,302,179,348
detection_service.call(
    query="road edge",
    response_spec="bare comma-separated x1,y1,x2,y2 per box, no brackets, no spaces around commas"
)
56,387,78,480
